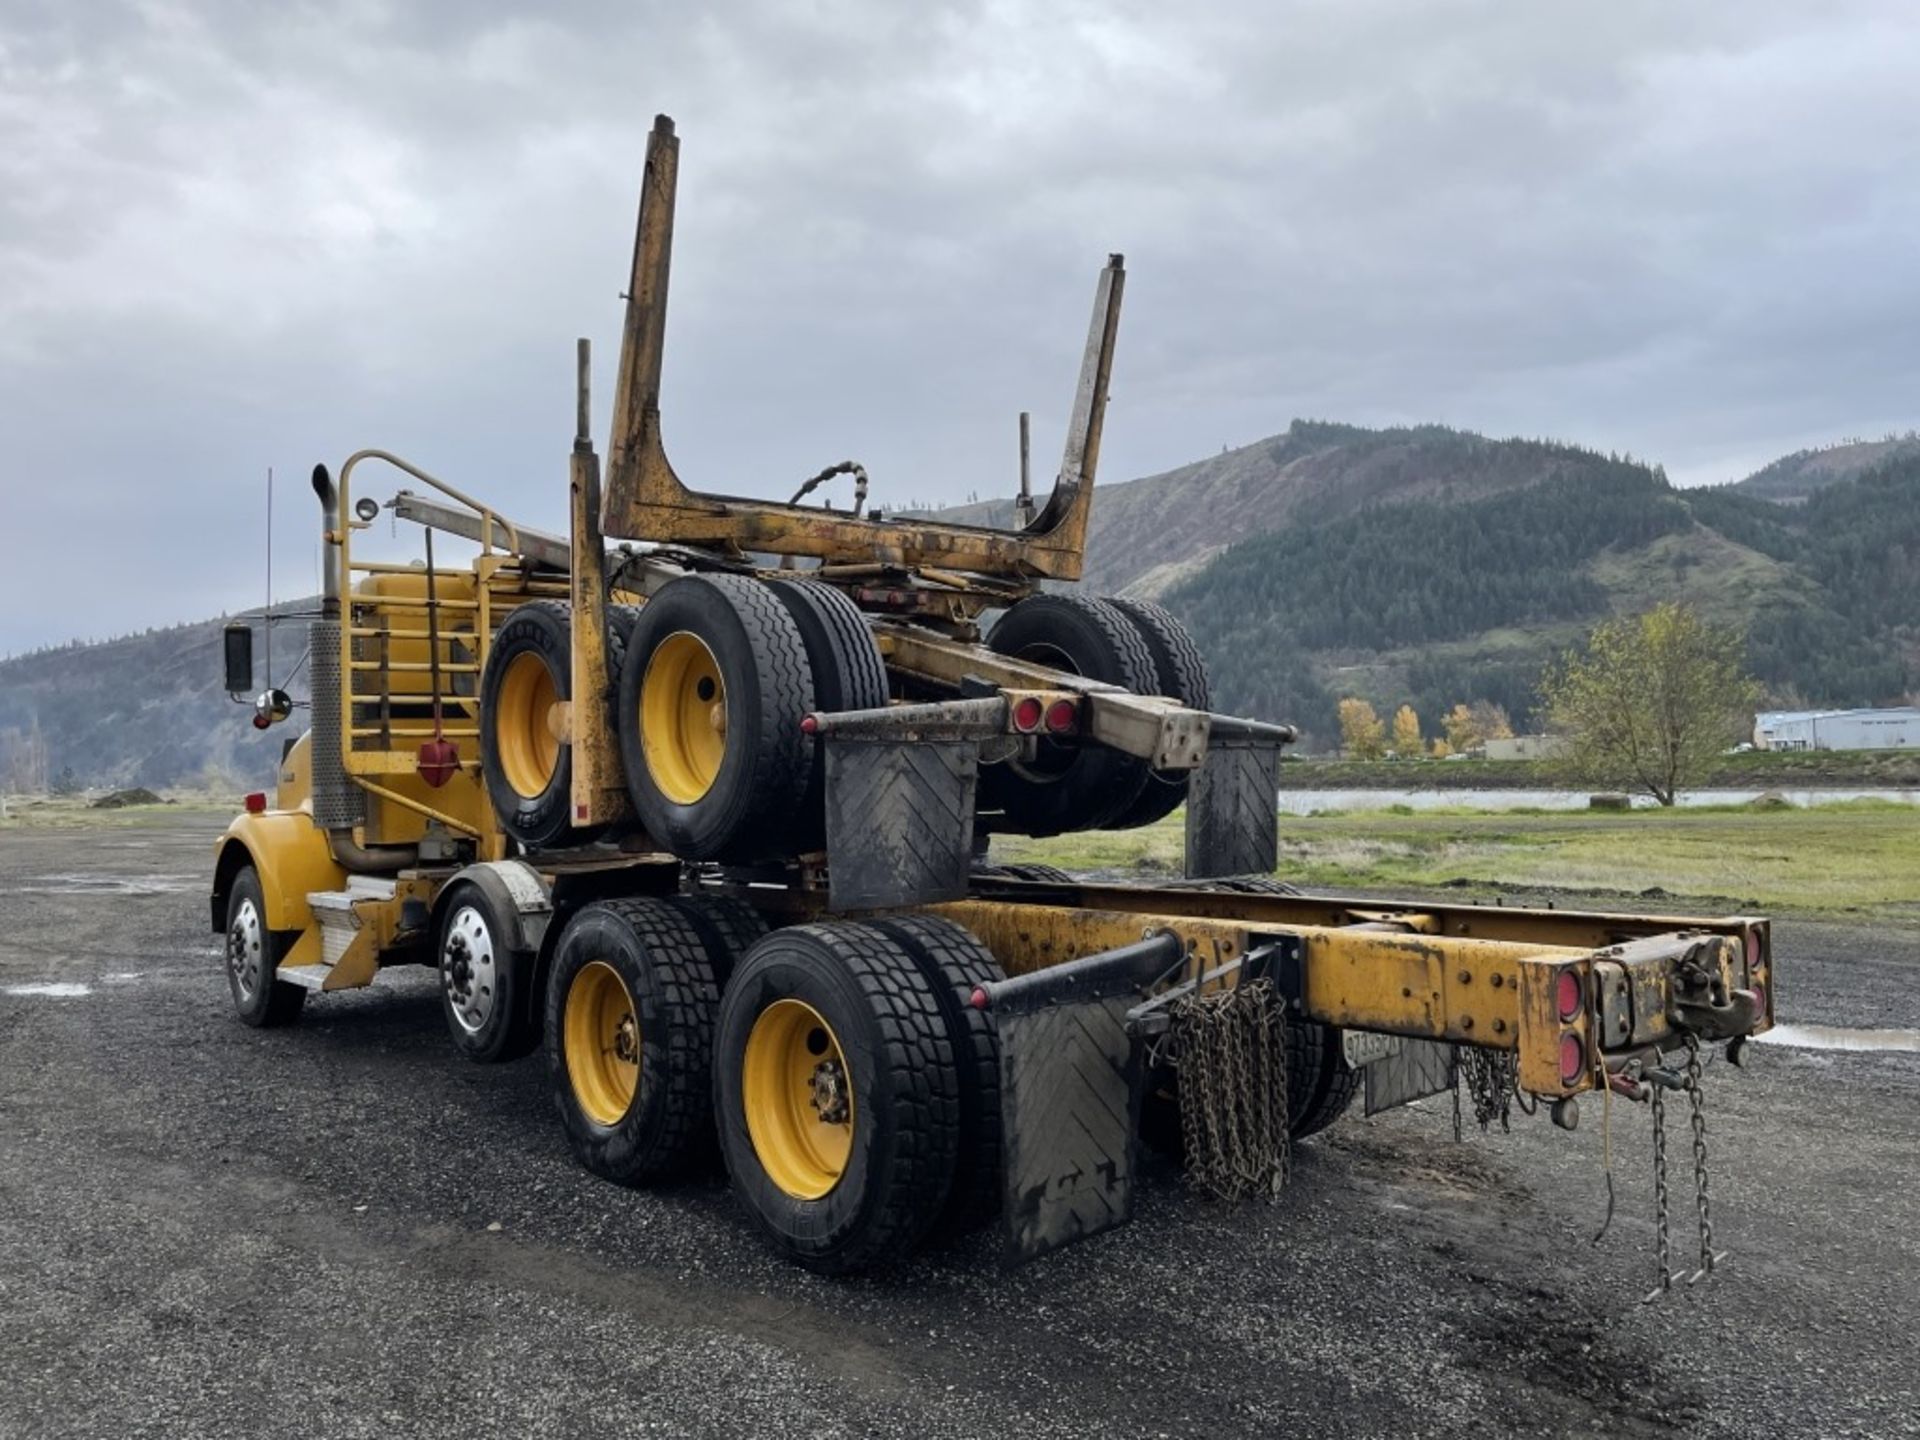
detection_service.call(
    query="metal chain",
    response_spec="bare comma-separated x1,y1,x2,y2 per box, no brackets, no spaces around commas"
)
1170,978,1289,1201
1457,1047,1516,1133
1451,1047,1464,1142
1643,1084,1674,1303
1683,1033,1725,1281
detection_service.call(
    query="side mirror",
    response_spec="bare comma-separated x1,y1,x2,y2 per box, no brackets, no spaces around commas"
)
223,622,254,695
252,689,293,730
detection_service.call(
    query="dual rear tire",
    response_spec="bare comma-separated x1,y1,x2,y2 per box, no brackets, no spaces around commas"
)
615,574,886,861
545,903,1004,1273
981,592,1212,837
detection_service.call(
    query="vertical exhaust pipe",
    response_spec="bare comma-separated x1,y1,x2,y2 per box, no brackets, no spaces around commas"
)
308,463,368,839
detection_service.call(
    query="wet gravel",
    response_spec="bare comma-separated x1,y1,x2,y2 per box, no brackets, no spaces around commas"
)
1,818,1916,1439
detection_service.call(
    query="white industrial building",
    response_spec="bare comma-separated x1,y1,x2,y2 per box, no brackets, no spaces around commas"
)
1753,707,1920,752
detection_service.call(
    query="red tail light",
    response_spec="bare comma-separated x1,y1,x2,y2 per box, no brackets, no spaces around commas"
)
1043,699,1078,734
1559,1032,1587,1086
1011,697,1044,732
1555,968,1583,1022
244,792,267,814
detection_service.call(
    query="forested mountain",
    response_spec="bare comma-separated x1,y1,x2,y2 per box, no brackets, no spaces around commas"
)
5,423,1917,784
1164,447,1920,744
1730,434,1920,502
0,609,303,792
922,420,1635,596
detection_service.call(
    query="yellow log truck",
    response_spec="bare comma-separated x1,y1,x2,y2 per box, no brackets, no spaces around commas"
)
210,117,1773,1281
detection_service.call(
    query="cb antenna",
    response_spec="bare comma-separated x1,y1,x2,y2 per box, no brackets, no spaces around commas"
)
264,465,273,687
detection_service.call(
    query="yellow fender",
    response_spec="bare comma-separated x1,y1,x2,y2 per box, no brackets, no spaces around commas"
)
209,809,346,938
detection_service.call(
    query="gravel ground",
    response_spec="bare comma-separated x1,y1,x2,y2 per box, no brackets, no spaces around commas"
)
1,816,1916,1439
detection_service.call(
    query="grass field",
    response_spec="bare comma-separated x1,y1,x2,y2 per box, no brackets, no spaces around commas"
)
0,794,232,829
1279,748,1920,790
997,799,1920,917
9,789,1914,918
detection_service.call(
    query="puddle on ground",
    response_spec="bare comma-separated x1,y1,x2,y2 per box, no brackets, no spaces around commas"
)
3,982,93,998
12,875,199,896
1755,1023,1920,1053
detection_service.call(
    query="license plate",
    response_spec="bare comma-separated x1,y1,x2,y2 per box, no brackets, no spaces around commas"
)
1341,1029,1403,1068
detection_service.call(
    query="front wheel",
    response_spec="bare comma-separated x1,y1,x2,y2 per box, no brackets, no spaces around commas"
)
224,866,305,1027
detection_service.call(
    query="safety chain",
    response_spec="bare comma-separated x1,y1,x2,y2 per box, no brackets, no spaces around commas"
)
1683,1034,1726,1281
1642,1033,1728,1302
1644,1085,1677,1302
1170,978,1290,1202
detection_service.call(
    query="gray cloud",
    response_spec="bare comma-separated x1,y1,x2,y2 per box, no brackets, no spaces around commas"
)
3,0,1917,653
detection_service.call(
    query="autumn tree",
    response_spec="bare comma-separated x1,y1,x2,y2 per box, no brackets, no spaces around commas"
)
1429,737,1453,759
1471,701,1513,742
1540,603,1761,806
1391,704,1422,756
1338,698,1387,760
1442,703,1480,752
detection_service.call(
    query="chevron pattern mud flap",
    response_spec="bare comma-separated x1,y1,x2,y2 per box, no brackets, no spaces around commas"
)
997,989,1147,1265
1364,1037,1458,1116
1184,743,1281,879
823,738,978,911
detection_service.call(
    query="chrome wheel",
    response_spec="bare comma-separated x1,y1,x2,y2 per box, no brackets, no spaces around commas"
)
441,905,498,1035
228,897,264,1001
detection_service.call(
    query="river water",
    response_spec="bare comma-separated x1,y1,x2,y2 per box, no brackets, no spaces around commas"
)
1276,786,1920,815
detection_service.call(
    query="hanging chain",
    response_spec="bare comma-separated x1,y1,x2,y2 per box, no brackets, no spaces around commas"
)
1642,1034,1728,1301
1171,978,1290,1201
1456,1047,1516,1133
1683,1033,1727,1281
1642,1084,1676,1303
1451,1049,1464,1143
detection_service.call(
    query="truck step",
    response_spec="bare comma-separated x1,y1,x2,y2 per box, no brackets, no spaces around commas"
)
292,879,401,990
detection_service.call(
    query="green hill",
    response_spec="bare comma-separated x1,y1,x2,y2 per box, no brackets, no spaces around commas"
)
1730,434,1920,503
0,608,307,792
1163,446,1920,746
920,419,1608,596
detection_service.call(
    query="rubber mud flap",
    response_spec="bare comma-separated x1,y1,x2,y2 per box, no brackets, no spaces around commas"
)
1184,744,1282,880
995,991,1145,1265
823,737,977,911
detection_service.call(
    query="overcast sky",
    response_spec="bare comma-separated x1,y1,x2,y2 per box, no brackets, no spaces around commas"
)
3,0,1918,655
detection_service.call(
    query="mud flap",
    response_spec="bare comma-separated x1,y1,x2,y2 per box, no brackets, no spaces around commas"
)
983,935,1182,1265
1184,743,1281,879
1362,1037,1458,1116
997,996,1145,1264
822,737,977,911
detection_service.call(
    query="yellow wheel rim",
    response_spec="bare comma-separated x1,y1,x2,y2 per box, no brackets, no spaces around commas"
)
563,961,639,1127
497,651,561,798
640,631,727,804
741,999,854,1200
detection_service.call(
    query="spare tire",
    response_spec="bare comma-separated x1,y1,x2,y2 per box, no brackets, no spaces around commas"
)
1105,597,1211,830
767,578,889,850
480,600,580,848
617,574,816,862
980,593,1156,836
